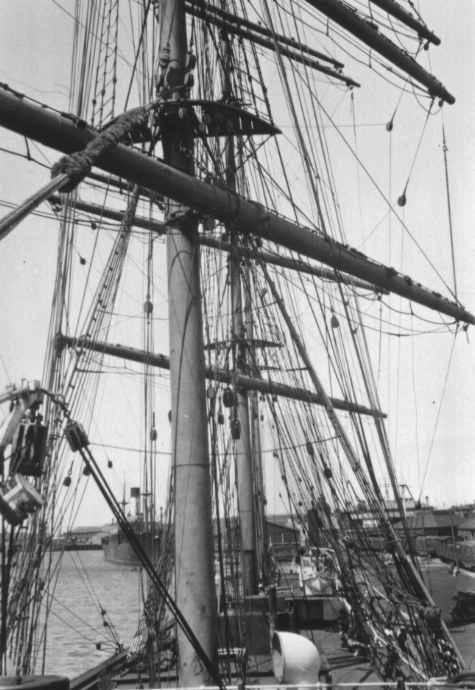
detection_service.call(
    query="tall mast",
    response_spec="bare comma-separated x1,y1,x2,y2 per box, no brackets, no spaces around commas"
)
245,267,268,585
158,1,216,684
221,27,258,598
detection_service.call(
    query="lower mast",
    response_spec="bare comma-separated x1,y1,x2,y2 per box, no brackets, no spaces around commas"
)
158,0,217,684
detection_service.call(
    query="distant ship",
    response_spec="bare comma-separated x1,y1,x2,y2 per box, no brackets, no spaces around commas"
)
102,526,159,566
102,486,160,566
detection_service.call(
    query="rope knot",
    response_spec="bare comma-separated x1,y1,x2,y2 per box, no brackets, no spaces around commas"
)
51,151,94,192
51,106,149,193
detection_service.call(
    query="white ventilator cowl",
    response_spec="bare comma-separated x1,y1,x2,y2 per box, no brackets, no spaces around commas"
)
271,631,321,684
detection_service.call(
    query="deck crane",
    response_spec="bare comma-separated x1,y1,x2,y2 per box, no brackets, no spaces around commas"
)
0,381,45,525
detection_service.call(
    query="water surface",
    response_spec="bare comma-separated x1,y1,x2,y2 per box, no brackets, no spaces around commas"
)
44,552,475,677
45,550,141,676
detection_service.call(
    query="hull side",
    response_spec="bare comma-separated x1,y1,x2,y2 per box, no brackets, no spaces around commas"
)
102,531,158,566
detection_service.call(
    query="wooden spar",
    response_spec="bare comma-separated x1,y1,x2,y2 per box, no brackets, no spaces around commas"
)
183,1,358,86
241,228,269,584
56,333,386,418
243,256,268,584
0,175,68,241
203,235,388,294
49,196,385,293
369,0,441,46
250,386,267,580
87,170,160,199
0,104,150,238
158,0,216,684
47,196,159,232
0,86,473,325
184,0,344,68
222,26,258,594
49,195,165,232
70,652,129,690
303,0,454,104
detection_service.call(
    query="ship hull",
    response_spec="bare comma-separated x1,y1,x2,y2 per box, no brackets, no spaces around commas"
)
102,531,158,566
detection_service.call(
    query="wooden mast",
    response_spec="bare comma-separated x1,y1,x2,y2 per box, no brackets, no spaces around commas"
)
221,26,258,598
158,1,216,684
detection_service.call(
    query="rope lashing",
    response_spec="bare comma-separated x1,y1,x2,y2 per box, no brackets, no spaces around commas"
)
50,106,150,192
0,103,154,243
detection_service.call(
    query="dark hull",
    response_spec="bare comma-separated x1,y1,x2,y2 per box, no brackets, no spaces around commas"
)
53,544,102,552
0,677,68,690
102,531,157,566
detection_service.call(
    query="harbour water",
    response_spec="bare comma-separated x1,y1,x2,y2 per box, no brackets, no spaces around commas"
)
45,550,141,676
44,551,475,678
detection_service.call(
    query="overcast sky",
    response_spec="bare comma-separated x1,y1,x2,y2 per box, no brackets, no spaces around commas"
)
0,1,474,525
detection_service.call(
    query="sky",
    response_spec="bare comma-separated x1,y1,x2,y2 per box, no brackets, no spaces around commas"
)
0,1,474,526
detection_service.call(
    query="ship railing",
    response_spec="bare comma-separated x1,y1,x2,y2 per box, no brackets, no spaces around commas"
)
144,678,473,690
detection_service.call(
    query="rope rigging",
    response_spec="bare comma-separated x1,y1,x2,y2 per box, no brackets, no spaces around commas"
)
0,0,469,682
61,415,226,690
